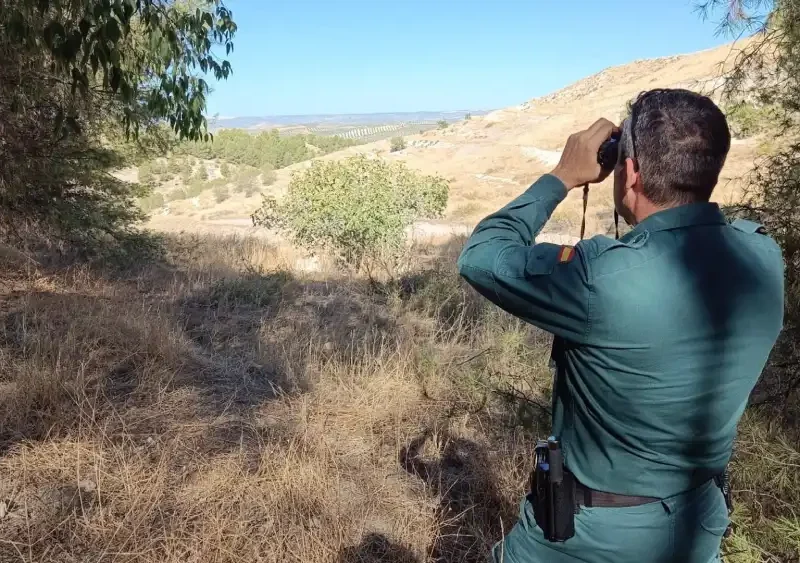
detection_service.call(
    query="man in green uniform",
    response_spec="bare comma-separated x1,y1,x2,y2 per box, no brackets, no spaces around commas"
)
457,89,784,562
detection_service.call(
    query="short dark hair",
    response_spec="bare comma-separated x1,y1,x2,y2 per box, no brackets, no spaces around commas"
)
621,89,731,205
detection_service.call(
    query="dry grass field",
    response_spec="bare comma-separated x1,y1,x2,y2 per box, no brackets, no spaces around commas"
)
1,233,798,563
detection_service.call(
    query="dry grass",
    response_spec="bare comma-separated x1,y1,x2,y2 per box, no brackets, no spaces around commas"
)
0,235,797,562
0,235,552,562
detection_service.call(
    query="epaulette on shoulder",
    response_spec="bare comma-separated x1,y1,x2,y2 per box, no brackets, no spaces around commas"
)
730,218,767,235
580,231,649,260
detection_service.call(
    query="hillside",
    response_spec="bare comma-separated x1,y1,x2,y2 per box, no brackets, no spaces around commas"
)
147,41,760,243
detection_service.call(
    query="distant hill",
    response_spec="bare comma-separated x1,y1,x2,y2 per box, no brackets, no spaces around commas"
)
208,110,491,132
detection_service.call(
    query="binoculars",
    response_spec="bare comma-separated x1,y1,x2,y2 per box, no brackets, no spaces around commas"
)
597,131,622,171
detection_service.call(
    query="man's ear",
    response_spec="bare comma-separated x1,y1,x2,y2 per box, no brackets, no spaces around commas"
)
624,158,641,193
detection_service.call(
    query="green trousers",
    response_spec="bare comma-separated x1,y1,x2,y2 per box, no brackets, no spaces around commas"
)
492,480,729,563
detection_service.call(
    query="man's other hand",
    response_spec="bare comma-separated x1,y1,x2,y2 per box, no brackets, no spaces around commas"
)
550,118,619,190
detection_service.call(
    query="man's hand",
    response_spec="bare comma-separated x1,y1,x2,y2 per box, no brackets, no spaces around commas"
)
550,118,619,190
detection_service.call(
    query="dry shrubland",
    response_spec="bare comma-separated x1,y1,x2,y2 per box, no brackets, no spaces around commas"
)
0,236,798,562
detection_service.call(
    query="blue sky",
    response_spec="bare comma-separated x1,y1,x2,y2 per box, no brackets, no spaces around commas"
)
207,0,736,117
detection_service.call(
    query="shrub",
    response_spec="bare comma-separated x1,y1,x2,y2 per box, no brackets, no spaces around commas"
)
151,160,168,175
261,163,277,186
437,120,449,130
220,162,231,178
724,102,783,138
168,158,183,174
253,154,448,272
138,163,154,186
195,166,209,181
213,184,230,203
167,188,188,202
139,192,165,212
180,163,193,182
465,113,472,120
186,180,207,198
390,136,407,152
244,183,259,197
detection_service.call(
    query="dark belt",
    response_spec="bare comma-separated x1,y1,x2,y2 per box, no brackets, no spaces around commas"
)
572,474,660,508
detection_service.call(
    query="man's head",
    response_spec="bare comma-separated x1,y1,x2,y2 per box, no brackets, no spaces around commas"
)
614,88,731,225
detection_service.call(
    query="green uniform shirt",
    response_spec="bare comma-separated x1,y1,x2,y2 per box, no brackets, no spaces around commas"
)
458,174,784,498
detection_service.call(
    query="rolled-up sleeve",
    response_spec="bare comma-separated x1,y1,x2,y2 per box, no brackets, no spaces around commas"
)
457,174,594,343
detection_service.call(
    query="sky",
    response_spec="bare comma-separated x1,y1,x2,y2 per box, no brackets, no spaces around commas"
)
206,0,738,117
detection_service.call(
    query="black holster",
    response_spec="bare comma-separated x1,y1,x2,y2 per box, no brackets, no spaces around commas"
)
531,438,577,542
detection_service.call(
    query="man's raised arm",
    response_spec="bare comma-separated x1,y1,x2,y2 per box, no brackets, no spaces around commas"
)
457,118,618,343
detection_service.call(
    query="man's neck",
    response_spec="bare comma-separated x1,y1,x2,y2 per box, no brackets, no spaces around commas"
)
632,199,679,226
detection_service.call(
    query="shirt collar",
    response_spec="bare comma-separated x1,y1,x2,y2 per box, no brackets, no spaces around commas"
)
629,202,727,236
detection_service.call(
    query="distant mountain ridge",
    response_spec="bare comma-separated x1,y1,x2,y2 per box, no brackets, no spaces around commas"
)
209,110,491,131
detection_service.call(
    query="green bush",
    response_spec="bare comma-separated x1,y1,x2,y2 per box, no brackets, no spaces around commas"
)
437,120,449,130
167,188,188,202
252,154,448,271
139,192,165,212
390,136,406,152
220,162,231,178
195,166,209,181
185,180,207,198
213,184,230,203
724,102,783,138
465,113,472,121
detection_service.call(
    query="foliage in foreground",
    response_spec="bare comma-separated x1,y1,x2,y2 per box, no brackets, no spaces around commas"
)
0,0,237,256
252,155,449,272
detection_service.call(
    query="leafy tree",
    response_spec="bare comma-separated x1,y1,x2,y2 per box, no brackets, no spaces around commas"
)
3,0,236,142
437,120,449,129
252,155,449,273
390,136,406,152
0,0,237,257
